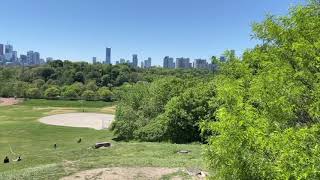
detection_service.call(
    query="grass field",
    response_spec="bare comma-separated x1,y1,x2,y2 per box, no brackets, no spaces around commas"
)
0,99,204,180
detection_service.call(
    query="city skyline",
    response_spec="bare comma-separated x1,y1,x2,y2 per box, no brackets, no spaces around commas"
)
0,0,304,65
1,41,221,69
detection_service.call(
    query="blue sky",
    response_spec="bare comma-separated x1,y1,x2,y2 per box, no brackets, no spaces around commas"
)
0,0,304,65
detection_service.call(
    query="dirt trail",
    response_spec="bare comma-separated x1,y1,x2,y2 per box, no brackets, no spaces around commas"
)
61,167,180,180
0,98,22,106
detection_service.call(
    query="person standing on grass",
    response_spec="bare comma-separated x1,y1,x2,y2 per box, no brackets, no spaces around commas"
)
4,156,9,163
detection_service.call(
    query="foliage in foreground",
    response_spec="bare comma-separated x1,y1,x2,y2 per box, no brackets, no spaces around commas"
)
202,1,320,179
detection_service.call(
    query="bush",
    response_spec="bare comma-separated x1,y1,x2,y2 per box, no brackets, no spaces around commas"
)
135,114,168,142
97,87,113,101
26,87,41,98
164,82,216,143
61,85,80,99
202,2,320,179
44,87,60,99
112,77,203,142
81,90,96,101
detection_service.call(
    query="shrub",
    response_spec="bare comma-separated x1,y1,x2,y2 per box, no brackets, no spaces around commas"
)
62,86,79,99
97,87,113,101
44,87,60,99
26,87,41,98
81,90,96,101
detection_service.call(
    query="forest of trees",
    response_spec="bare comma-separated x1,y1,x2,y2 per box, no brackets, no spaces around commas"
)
113,1,320,179
0,61,212,101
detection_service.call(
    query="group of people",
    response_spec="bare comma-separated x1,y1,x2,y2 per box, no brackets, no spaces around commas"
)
3,156,22,164
4,138,82,164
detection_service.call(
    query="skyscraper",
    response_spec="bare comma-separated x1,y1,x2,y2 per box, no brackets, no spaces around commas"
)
33,52,40,64
194,59,208,69
27,51,34,64
20,55,27,64
12,51,18,62
0,44,4,56
144,57,152,68
120,58,126,64
163,56,175,68
4,44,13,61
176,57,191,69
5,44,13,54
105,47,111,64
132,54,138,67
46,57,53,62
92,57,97,64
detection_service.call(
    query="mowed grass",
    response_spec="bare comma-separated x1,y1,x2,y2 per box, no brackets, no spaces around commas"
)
0,99,204,180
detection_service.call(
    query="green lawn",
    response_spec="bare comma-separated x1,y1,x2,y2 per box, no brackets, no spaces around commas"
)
0,99,204,180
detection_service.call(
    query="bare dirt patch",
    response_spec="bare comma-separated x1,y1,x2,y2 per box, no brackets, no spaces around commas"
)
44,109,78,115
39,113,114,130
0,98,22,106
100,105,116,114
61,167,180,180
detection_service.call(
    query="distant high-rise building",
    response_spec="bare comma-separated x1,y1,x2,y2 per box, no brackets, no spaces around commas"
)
105,47,111,64
12,51,18,62
26,51,40,65
20,55,27,64
208,63,217,71
163,56,175,68
40,59,45,64
5,44,13,54
33,52,40,64
4,44,13,61
132,54,138,67
220,56,226,62
120,58,126,64
92,57,97,64
176,57,191,69
27,51,34,64
46,57,53,62
144,57,152,68
141,61,144,68
194,59,208,69
0,44,4,55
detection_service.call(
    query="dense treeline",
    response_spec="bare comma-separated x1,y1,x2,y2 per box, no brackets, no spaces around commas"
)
112,77,216,143
113,1,320,179
0,61,212,101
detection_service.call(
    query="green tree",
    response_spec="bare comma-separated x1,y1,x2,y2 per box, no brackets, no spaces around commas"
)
101,74,112,86
202,1,320,179
86,81,98,91
26,87,41,98
82,90,96,101
44,87,60,99
62,86,79,99
97,87,113,101
164,82,216,143
74,71,85,83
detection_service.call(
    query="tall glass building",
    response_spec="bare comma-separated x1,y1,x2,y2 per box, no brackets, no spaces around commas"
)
105,47,111,64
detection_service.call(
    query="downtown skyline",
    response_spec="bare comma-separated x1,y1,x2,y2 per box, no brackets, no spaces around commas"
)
0,42,220,70
0,0,304,65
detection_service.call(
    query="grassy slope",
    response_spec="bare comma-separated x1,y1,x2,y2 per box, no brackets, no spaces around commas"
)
0,99,203,180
